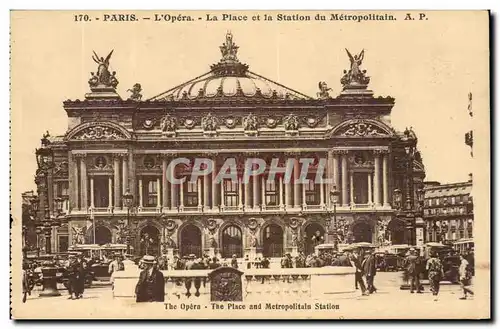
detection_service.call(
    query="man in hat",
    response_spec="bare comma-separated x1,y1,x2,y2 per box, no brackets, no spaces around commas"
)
404,247,423,294
350,249,368,296
173,255,184,270
231,254,239,269
135,255,165,302
65,254,83,299
185,254,197,270
108,253,124,276
362,249,377,294
209,257,221,269
281,252,293,268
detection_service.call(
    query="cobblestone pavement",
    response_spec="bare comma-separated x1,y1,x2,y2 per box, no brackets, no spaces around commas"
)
13,270,489,319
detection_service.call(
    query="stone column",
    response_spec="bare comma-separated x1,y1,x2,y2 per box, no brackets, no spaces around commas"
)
197,178,202,210
373,151,381,206
245,163,252,210
368,173,373,205
238,177,243,210
320,177,325,207
279,176,284,210
261,176,266,210
204,171,210,211
302,178,307,209
79,154,88,210
108,177,113,209
326,150,333,207
138,178,143,209
285,165,292,210
162,156,170,211
113,155,121,210
349,171,354,206
179,180,184,211
212,157,218,210
220,180,225,210
341,152,348,207
170,164,178,210
89,177,95,208
69,154,79,211
293,158,300,208
382,152,389,206
157,177,161,210
253,173,259,210
128,152,136,201
122,155,129,198
333,153,340,190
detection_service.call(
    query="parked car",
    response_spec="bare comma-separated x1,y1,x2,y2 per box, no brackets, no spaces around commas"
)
375,252,400,272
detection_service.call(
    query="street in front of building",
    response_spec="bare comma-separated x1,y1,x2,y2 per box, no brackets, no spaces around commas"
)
16,269,484,319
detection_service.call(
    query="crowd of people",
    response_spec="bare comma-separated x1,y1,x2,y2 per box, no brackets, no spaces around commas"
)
23,245,475,304
402,248,474,301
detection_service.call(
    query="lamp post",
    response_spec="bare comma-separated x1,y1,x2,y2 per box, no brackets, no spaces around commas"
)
414,186,425,246
441,221,449,243
393,187,407,245
328,187,341,250
432,220,438,242
122,189,135,255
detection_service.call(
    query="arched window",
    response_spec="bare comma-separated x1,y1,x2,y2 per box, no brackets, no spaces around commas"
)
304,223,325,256
352,222,373,243
387,219,405,245
179,224,202,257
262,224,283,257
139,225,160,256
86,226,112,245
221,225,243,258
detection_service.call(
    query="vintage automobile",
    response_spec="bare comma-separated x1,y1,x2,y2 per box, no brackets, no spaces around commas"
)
68,244,128,281
421,242,460,283
374,252,400,272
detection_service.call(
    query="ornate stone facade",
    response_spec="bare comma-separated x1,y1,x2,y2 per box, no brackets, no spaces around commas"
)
36,33,425,258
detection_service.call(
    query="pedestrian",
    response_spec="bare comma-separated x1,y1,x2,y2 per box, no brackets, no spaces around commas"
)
135,255,165,303
245,255,251,269
108,253,122,276
350,249,368,296
459,253,474,300
281,252,293,268
209,257,220,269
344,248,358,289
261,257,270,269
231,254,239,269
405,248,423,294
65,255,79,300
426,251,444,301
74,254,87,299
363,249,377,294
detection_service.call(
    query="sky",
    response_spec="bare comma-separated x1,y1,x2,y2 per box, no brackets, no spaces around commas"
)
10,10,489,218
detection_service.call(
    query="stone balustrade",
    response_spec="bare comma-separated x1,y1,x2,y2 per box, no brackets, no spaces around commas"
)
112,266,355,303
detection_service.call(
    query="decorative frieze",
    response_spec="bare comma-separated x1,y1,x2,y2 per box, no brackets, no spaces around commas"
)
243,113,259,136
160,114,177,137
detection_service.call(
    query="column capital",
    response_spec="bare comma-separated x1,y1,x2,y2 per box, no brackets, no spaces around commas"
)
73,153,87,159
201,151,219,158
373,149,390,155
332,149,349,155
161,152,178,159
112,153,126,160
284,151,302,157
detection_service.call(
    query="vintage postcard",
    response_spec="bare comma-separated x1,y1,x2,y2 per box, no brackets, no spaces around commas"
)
10,10,490,319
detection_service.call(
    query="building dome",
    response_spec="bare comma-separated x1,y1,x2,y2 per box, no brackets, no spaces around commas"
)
149,32,311,102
